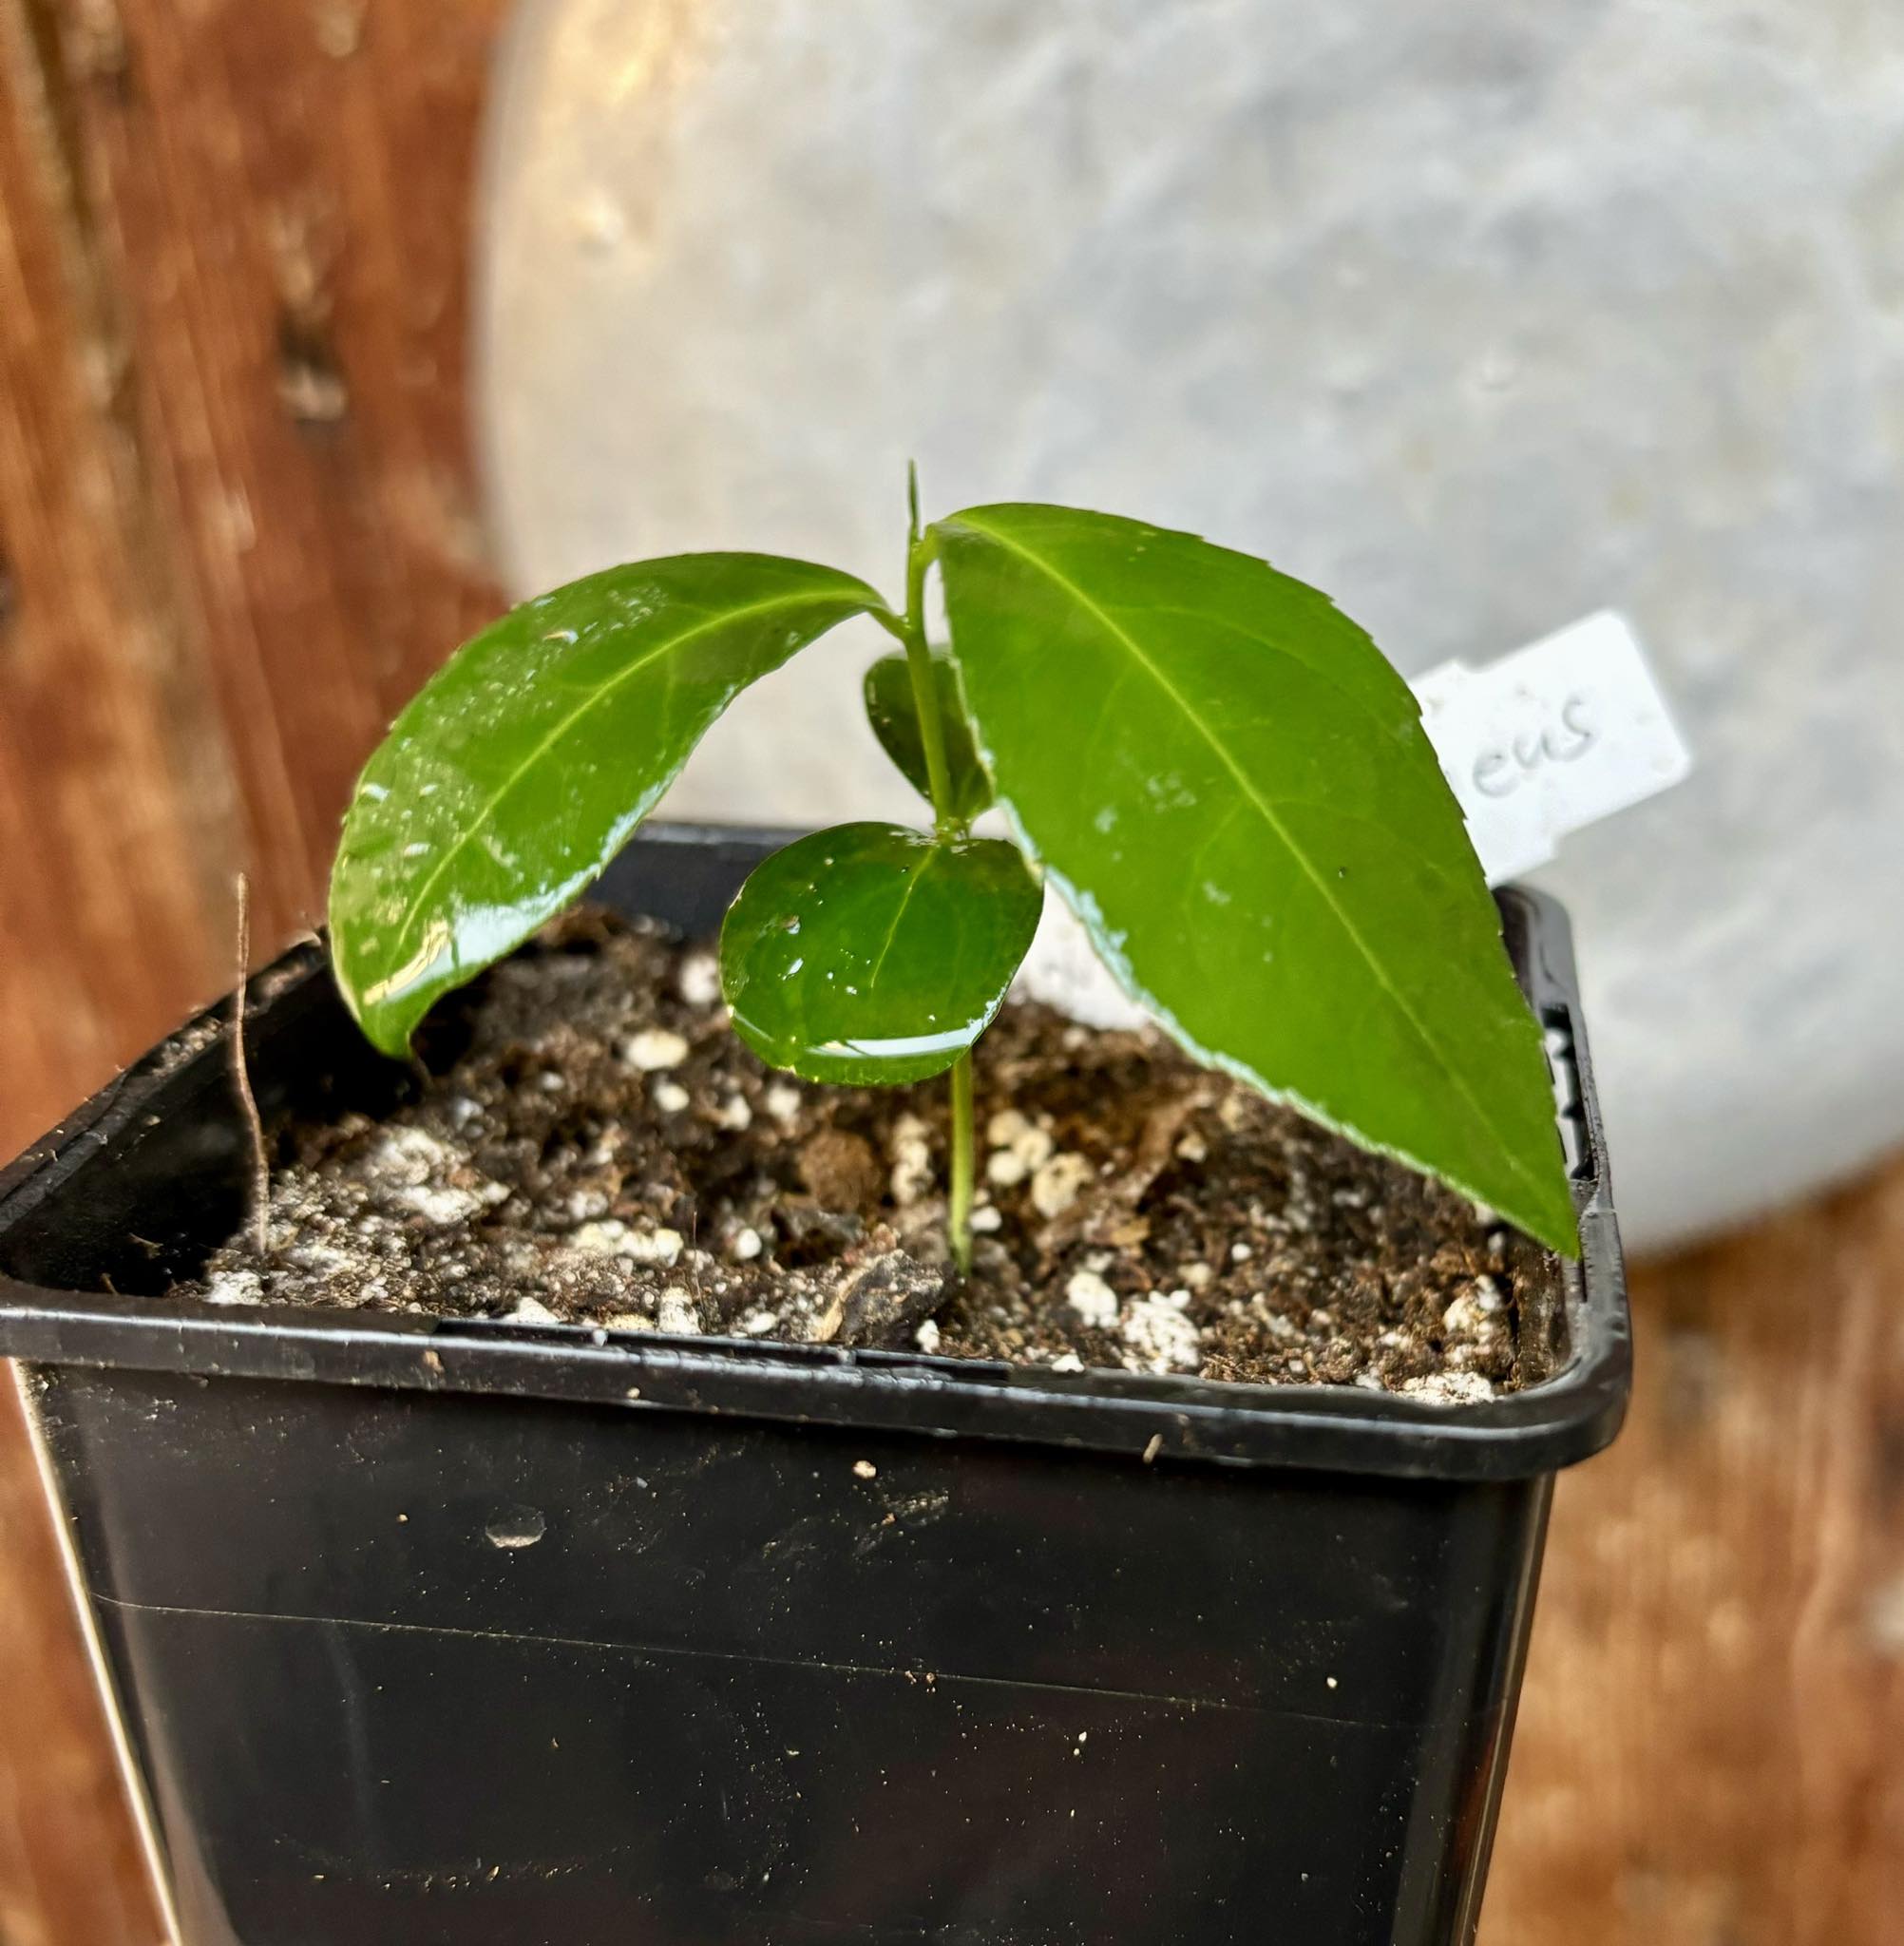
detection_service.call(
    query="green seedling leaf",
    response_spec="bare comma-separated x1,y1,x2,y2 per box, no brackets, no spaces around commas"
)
933,503,1578,1256
863,650,993,821
331,555,887,1055
720,821,1041,1086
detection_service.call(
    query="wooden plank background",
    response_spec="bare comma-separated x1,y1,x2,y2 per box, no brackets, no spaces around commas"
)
0,4,1897,1941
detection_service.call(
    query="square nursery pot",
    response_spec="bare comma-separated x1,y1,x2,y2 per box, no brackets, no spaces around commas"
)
0,825,1629,1946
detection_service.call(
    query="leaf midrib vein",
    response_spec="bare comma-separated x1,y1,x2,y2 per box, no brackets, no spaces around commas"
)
865,843,940,992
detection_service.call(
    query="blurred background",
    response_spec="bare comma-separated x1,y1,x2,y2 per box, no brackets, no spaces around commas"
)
1,2,1900,1940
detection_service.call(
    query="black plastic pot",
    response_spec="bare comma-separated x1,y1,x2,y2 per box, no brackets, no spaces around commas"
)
0,825,1628,1946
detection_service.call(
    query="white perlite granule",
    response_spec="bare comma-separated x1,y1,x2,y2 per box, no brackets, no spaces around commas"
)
676,951,721,1007
567,1219,682,1268
624,1227,684,1268
622,1028,690,1072
1030,1153,1094,1218
392,1182,493,1225
1063,1269,1119,1330
374,1126,451,1179
1119,1291,1203,1375
985,1109,1055,1188
655,1288,701,1335
202,1269,263,1307
887,1113,935,1207
1399,1371,1496,1406
569,1219,628,1255
1441,1281,1506,1341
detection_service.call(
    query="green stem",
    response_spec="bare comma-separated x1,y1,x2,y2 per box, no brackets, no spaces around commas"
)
899,467,975,1272
946,1052,975,1273
901,548,958,837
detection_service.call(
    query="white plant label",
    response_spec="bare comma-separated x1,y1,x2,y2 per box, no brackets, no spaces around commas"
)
1411,610,1693,885
1019,608,1692,1028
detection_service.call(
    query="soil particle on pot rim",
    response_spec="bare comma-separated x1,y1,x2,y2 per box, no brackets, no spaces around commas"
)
181,910,1563,1395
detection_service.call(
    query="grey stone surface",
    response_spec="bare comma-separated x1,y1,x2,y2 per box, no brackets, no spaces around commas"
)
479,0,1904,1248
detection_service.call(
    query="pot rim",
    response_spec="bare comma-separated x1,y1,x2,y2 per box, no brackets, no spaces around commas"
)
0,823,1629,1482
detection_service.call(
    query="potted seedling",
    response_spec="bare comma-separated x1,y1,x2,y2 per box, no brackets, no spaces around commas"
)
0,485,1628,1946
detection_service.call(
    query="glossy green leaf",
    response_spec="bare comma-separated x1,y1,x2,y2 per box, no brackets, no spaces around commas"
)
720,821,1041,1086
331,555,887,1055
932,503,1577,1255
863,650,993,821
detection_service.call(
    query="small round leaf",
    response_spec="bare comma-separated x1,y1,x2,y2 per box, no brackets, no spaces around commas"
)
720,822,1041,1086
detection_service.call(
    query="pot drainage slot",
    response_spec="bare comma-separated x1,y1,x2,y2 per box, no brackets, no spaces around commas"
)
1542,1009,1591,1183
